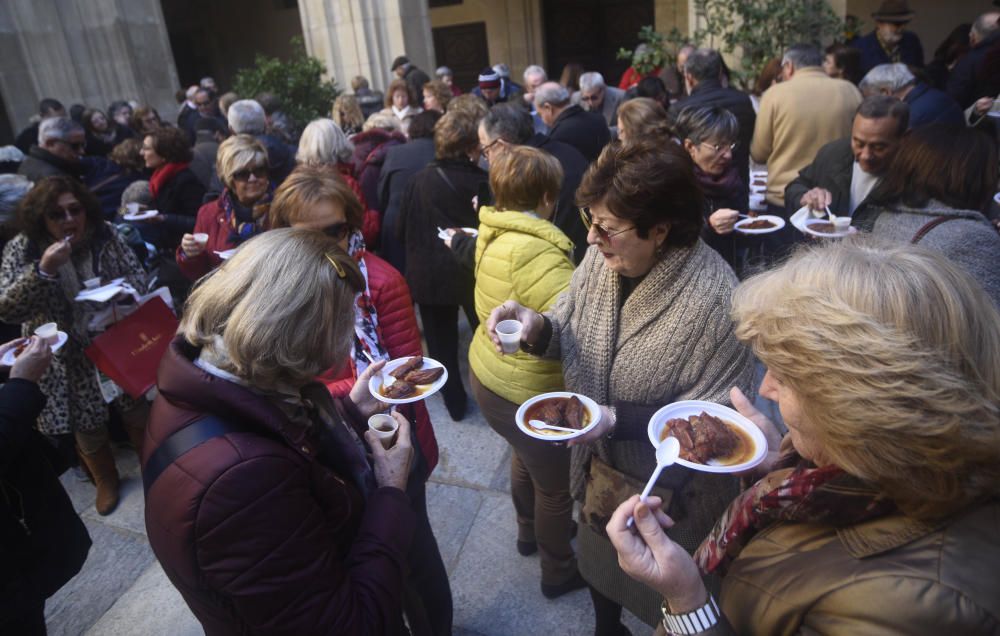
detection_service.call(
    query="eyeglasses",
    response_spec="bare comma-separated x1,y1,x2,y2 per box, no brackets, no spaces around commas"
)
579,207,634,242
232,166,269,182
580,92,603,102
45,203,86,221
58,139,86,152
322,221,351,241
698,141,737,155
480,138,501,155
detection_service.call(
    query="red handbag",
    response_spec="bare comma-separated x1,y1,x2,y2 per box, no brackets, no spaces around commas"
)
85,296,178,398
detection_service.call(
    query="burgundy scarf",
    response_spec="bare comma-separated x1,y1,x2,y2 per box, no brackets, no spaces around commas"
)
149,161,190,199
694,164,745,204
693,439,896,576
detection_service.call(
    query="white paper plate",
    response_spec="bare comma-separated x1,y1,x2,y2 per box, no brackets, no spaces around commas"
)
1,332,68,366
734,215,785,235
74,278,127,302
368,355,449,404
515,391,602,442
215,249,237,260
437,227,479,240
993,192,1000,206
801,218,857,239
122,209,159,221
647,400,767,474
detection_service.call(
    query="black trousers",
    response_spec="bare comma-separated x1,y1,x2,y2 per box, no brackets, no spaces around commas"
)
1,596,47,635
417,300,478,412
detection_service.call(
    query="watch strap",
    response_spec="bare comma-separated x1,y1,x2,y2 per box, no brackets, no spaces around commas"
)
661,596,721,635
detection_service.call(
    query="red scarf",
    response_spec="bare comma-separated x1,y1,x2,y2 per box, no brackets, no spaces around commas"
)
149,161,190,199
693,438,896,576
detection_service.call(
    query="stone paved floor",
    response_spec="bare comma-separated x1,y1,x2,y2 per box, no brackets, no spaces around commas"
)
46,319,651,636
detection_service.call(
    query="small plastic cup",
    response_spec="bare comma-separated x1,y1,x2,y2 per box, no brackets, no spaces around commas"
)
832,217,850,232
496,319,523,354
126,202,141,215
83,277,101,289
34,322,58,345
193,233,209,247
368,414,398,449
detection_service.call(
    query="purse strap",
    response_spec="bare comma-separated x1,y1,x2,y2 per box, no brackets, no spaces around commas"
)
911,216,958,244
142,414,243,495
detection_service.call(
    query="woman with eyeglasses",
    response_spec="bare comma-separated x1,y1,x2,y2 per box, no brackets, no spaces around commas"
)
144,228,420,634
176,135,271,281
673,105,747,270
269,169,452,634
487,140,753,635
0,176,148,516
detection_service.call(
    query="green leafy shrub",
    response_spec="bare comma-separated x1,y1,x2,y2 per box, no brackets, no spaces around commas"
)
232,36,339,133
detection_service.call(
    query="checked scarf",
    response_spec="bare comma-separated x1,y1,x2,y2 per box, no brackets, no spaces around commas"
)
694,438,896,576
347,230,388,376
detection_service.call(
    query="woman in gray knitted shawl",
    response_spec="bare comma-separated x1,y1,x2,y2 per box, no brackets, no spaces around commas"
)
851,124,1000,307
488,140,754,632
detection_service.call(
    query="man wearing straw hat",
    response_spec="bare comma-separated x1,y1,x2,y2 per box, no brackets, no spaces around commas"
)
851,0,925,75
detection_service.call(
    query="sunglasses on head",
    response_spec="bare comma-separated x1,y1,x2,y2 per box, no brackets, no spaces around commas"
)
322,221,351,241
45,203,86,221
579,207,634,242
232,166,269,182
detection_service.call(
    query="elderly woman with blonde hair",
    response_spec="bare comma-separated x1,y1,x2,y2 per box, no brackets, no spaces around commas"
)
145,228,419,634
616,97,670,146
608,239,1000,635
270,165,452,634
176,134,270,280
297,118,380,247
332,94,365,136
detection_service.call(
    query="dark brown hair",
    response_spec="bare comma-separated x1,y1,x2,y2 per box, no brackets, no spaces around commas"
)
17,175,104,244
576,140,704,247
110,138,144,173
869,124,998,214
147,126,192,164
825,43,863,85
434,111,480,161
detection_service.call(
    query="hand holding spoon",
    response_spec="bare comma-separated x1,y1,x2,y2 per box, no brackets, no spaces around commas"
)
362,350,394,387
626,436,681,529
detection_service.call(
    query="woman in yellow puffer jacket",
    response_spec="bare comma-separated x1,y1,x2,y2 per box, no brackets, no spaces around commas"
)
468,146,582,598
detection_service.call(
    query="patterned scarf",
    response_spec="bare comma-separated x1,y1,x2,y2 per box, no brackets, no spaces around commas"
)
219,187,271,245
347,231,388,375
693,439,896,576
148,161,189,199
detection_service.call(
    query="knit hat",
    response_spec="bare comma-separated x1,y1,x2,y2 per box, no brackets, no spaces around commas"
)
478,68,501,90
391,56,409,71
871,0,914,24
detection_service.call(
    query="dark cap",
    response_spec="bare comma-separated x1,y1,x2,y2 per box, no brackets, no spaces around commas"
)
391,56,409,71
871,0,915,24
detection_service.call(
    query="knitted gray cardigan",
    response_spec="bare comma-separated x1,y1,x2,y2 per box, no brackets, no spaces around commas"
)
544,240,754,509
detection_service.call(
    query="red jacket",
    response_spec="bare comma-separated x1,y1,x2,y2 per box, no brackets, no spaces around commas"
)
319,252,438,473
144,338,414,635
174,198,234,281
335,163,381,250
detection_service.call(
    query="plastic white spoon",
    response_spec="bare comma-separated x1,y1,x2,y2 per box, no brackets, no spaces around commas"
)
626,436,681,529
529,419,578,434
362,350,394,387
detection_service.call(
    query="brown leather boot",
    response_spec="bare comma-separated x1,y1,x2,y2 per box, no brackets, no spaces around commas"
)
121,402,150,457
79,444,120,515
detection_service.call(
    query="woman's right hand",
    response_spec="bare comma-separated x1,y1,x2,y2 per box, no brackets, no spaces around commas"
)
708,208,740,235
486,301,544,354
366,411,413,491
730,386,782,478
180,233,206,258
8,336,52,383
39,238,72,276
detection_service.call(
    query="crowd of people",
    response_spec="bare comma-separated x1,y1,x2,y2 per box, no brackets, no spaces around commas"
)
1,1,1000,634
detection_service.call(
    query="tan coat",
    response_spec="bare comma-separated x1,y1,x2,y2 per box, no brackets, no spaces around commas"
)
701,500,1000,635
750,67,861,207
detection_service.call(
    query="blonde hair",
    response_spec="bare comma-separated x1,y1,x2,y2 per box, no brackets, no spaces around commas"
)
363,112,402,133
297,118,355,166
216,134,268,191
332,94,364,132
269,165,364,231
422,79,452,111
490,146,563,214
616,97,670,144
180,228,362,392
732,238,1000,520
447,93,489,120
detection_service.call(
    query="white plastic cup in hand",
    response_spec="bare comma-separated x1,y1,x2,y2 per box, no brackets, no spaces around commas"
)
368,413,399,449
193,233,209,247
495,319,523,354
34,322,58,345
83,277,101,289
832,217,850,232
126,202,141,215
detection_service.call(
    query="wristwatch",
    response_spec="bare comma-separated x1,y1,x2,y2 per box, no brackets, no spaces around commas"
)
661,596,722,635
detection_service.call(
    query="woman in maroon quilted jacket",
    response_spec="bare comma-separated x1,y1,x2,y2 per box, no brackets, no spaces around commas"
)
143,228,419,635
269,165,452,635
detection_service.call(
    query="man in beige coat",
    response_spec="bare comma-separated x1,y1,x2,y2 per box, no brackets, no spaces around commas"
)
751,43,862,212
